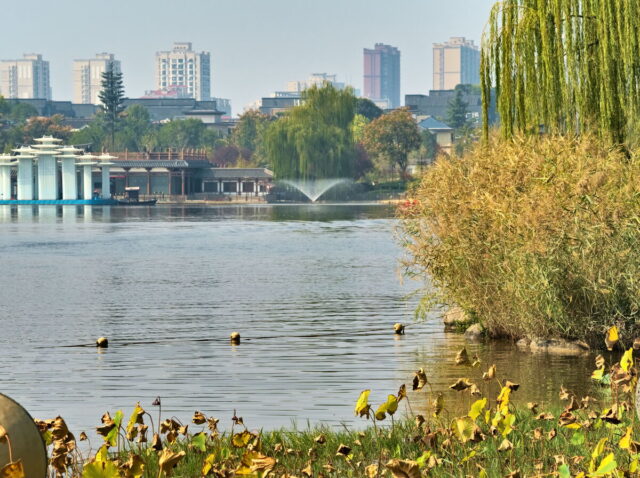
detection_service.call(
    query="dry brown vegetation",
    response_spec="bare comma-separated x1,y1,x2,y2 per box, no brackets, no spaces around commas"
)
401,134,640,343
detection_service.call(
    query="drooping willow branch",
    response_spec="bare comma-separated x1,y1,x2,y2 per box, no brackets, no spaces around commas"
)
481,0,640,146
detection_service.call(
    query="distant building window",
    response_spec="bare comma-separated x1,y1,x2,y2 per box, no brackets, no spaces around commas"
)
242,182,255,193
203,182,218,193
222,182,237,193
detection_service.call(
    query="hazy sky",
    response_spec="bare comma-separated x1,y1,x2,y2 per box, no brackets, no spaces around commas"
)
1,0,495,114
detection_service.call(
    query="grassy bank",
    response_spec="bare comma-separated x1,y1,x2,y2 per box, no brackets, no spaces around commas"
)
15,329,638,477
400,134,640,344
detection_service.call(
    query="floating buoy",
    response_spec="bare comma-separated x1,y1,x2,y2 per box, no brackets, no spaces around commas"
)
96,337,109,348
230,332,241,345
393,323,405,335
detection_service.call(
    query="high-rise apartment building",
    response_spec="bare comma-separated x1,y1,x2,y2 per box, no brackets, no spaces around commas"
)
287,73,346,93
363,44,401,109
155,42,211,101
432,37,480,90
73,53,121,104
0,54,51,100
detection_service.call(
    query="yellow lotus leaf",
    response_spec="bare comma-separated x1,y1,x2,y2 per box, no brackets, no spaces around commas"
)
301,462,313,477
592,452,616,476
452,416,475,443
232,430,255,448
51,416,70,441
450,378,473,391
482,364,496,381
631,458,638,473
605,325,619,351
192,411,206,424
207,417,219,433
385,459,420,478
497,386,511,411
497,412,516,437
158,449,186,476
82,460,120,478
94,445,110,463
397,384,407,402
455,347,470,366
469,398,487,421
355,390,371,417
121,454,145,478
536,412,555,420
592,367,605,381
250,454,276,475
619,427,632,450
365,464,378,477
504,380,520,391
126,403,145,435
592,438,608,459
600,407,622,425
461,450,476,463
471,354,481,367
202,453,216,476
412,369,428,391
235,451,276,476
432,393,444,417
0,461,25,478
336,443,352,456
497,438,513,452
559,411,577,427
151,433,162,451
190,432,207,452
621,348,634,372
375,403,387,421
385,394,399,415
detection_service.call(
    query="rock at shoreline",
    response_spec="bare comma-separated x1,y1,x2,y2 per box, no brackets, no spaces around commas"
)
524,338,590,356
443,307,471,328
464,323,485,341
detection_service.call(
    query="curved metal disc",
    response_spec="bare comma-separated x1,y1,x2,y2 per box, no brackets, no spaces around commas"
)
0,394,47,477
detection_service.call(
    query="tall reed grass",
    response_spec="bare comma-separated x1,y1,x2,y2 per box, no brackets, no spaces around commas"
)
401,135,640,343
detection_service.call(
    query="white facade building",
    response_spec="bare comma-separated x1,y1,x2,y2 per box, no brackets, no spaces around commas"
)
287,73,347,93
0,137,116,202
0,54,51,99
73,53,121,104
155,42,211,101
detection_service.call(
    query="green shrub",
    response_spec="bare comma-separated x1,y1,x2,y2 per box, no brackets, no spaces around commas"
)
400,134,640,343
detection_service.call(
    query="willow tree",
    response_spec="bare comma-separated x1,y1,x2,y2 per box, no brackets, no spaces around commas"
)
262,84,357,179
481,0,640,146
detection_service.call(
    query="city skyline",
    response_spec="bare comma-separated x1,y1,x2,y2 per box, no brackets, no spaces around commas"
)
0,0,495,112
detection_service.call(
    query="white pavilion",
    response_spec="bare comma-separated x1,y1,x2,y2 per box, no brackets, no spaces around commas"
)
0,136,116,202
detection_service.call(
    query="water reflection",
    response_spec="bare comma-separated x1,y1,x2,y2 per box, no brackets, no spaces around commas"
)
0,204,595,440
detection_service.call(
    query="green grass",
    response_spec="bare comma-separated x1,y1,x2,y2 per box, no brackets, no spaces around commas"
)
105,402,639,477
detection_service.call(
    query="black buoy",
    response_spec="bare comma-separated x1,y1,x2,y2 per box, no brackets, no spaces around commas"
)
96,337,109,348
230,332,241,345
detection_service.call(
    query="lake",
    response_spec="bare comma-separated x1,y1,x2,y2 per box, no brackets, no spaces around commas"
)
0,204,597,437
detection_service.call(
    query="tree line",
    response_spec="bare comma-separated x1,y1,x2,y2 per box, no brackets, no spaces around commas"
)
0,64,477,181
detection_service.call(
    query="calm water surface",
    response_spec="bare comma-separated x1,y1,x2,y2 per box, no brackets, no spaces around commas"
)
0,204,596,437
